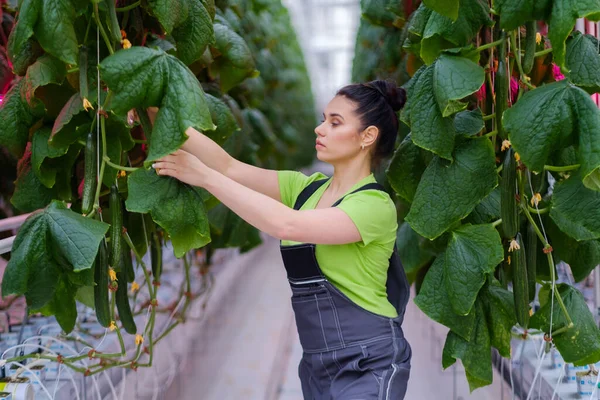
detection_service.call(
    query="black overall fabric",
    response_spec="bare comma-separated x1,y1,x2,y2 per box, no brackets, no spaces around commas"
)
279,179,411,399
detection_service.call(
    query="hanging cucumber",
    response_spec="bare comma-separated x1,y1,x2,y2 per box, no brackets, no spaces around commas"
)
522,22,536,75
151,232,162,280
526,223,538,302
78,46,89,101
94,241,111,328
495,32,508,140
512,233,529,329
121,245,135,283
115,272,137,334
81,132,97,215
501,148,519,239
105,0,122,43
109,185,123,269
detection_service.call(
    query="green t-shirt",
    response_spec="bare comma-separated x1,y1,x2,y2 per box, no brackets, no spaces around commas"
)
278,170,398,318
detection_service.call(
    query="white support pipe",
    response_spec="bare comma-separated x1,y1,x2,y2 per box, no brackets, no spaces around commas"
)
0,212,30,232
0,236,15,256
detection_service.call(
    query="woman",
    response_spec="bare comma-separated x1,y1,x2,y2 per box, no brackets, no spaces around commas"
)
151,79,411,399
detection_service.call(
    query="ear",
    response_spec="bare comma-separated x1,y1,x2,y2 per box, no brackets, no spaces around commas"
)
361,125,379,147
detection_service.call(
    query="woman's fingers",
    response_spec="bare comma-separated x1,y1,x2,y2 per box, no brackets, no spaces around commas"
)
151,162,171,170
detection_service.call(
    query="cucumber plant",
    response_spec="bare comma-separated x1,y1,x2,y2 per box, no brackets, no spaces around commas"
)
357,0,600,392
0,0,314,376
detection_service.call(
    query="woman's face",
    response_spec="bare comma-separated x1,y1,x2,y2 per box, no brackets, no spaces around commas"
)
314,95,370,164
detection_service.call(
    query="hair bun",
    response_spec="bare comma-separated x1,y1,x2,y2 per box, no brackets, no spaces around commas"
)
371,80,406,112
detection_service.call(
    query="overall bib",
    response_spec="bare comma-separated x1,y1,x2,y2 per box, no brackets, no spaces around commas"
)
279,179,411,400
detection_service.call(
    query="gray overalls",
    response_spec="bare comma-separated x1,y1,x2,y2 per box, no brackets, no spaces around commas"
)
279,179,411,399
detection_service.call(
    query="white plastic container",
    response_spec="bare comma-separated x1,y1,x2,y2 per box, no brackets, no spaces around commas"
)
550,347,564,370
0,378,33,400
565,363,589,383
577,370,598,397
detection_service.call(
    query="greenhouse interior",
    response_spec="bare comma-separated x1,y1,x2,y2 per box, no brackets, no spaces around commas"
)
0,0,600,399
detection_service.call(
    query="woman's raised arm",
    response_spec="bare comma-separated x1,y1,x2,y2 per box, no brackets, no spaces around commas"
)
146,107,282,202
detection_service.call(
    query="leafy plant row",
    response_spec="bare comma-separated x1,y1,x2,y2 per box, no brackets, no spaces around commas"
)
356,0,600,391
0,0,315,374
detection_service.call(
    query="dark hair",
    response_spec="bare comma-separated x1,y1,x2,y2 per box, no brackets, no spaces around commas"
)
336,80,406,170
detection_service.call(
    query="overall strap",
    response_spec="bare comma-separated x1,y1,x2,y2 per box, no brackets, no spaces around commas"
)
331,182,386,207
293,179,387,210
293,179,329,210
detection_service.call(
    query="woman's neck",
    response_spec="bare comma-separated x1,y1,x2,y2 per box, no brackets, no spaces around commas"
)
328,158,372,195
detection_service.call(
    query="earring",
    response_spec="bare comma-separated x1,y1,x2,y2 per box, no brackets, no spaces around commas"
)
361,144,365,150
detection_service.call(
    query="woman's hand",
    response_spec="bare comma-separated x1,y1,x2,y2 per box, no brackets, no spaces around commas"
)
152,150,214,187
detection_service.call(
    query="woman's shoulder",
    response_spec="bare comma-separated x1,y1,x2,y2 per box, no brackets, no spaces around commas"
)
277,170,329,207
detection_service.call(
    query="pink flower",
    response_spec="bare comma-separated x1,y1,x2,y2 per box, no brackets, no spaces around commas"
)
552,64,565,81
475,83,486,101
510,77,519,104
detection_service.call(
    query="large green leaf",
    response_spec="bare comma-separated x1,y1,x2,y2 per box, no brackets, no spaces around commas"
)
494,0,600,68
445,224,504,315
530,284,600,365
396,222,434,274
566,32,600,93
405,139,498,240
22,54,66,107
504,80,600,191
44,278,77,333
493,0,549,30
546,217,600,282
7,0,80,66
550,172,600,241
173,0,215,65
0,78,44,158
386,134,427,203
31,127,80,188
433,54,484,117
99,47,215,163
442,301,492,392
11,145,58,212
403,55,483,159
480,283,516,358
414,253,476,340
210,23,258,92
423,0,459,20
126,168,211,258
465,187,500,224
404,66,454,158
2,201,108,309
204,93,240,145
147,0,215,65
409,1,492,64
454,108,484,136
49,93,90,151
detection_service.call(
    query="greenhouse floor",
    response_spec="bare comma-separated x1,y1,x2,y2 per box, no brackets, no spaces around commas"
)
165,233,512,400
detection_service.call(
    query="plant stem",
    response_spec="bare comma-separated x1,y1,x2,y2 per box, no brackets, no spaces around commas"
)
94,3,115,55
482,113,495,121
510,31,525,79
92,93,113,212
521,204,574,327
116,0,141,12
544,164,580,172
528,205,549,214
492,218,502,228
496,164,503,174
535,48,553,57
477,38,504,52
103,157,138,172
67,67,79,74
